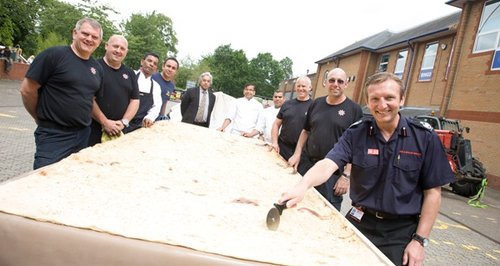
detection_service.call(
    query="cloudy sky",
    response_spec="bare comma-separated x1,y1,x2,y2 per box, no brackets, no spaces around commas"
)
65,0,460,76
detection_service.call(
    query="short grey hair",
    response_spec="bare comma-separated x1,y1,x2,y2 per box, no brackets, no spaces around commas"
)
75,17,103,40
295,76,312,87
198,72,213,84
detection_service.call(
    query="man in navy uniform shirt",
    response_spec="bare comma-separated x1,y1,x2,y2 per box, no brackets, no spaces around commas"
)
278,72,454,266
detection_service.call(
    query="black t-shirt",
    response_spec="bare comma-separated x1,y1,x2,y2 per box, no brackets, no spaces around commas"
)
95,59,139,120
26,46,103,128
277,98,313,145
304,96,363,159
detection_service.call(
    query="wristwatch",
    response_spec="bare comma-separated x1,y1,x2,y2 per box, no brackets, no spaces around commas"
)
121,118,130,128
341,172,350,179
412,233,429,247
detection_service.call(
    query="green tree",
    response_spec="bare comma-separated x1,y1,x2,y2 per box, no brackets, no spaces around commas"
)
204,44,249,97
175,56,196,90
36,32,67,54
202,45,292,98
123,12,178,69
37,0,83,49
0,0,42,55
77,0,119,58
37,0,118,58
279,57,293,79
0,17,14,46
249,52,289,98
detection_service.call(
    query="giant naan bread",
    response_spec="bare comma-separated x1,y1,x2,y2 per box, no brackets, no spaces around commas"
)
0,121,391,265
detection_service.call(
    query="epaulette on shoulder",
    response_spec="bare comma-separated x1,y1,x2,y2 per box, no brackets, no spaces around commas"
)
349,117,370,129
409,118,434,131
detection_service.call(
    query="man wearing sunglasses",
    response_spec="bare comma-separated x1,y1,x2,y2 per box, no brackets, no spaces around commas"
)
288,68,363,210
279,72,454,266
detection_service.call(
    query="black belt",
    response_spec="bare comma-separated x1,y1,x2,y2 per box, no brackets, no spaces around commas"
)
356,206,419,220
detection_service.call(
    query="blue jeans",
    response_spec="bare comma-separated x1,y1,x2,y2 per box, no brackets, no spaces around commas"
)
34,126,90,169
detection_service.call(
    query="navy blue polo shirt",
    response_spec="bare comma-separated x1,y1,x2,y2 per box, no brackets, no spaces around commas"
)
325,115,455,215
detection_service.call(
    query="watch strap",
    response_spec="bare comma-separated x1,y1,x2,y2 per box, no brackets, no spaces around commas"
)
412,233,428,247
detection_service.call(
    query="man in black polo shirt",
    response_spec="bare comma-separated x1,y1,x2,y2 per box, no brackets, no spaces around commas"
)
20,17,103,169
288,68,363,210
88,35,139,146
271,76,313,161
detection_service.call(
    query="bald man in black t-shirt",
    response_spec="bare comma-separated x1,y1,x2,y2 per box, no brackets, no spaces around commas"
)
288,68,363,210
88,35,139,146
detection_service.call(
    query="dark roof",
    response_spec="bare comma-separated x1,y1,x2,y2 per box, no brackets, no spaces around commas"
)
316,11,460,63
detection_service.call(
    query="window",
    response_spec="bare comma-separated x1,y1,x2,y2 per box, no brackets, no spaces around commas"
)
419,43,438,81
492,45,500,70
378,54,389,72
474,0,500,53
394,49,408,79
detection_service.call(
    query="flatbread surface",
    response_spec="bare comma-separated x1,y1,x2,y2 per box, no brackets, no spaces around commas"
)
0,121,391,265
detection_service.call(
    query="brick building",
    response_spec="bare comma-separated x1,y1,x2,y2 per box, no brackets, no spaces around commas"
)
281,0,500,189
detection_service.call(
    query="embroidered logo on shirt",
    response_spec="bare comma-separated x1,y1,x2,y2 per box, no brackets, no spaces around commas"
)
90,67,96,75
399,150,422,157
338,109,345,116
123,73,129,80
367,148,379,155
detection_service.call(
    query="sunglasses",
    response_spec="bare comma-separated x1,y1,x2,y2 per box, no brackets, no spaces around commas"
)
328,78,345,85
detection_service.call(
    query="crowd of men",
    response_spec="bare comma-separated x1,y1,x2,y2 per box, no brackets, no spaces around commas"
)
19,17,454,266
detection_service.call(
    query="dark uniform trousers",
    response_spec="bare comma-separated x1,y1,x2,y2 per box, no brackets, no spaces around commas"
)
277,138,296,161
34,124,90,169
298,154,343,211
346,209,419,266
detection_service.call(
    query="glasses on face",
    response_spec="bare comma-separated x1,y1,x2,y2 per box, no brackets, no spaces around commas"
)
328,78,345,85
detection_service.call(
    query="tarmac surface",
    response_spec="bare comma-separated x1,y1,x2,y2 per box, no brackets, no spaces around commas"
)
0,79,499,265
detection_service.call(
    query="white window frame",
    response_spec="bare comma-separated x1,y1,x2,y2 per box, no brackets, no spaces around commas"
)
394,49,408,79
419,42,438,81
378,54,390,72
492,39,500,70
474,0,500,53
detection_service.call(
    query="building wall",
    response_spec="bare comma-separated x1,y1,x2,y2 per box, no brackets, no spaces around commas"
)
310,0,499,189
445,0,500,187
405,35,455,109
313,54,363,101
279,73,317,100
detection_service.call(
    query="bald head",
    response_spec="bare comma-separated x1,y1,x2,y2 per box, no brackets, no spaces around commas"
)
107,34,128,46
327,68,347,81
104,35,128,68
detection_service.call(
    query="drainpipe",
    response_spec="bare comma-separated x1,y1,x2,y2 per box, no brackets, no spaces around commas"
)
441,2,471,116
404,40,416,101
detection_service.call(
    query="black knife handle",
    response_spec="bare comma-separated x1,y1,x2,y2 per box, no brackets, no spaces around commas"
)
273,200,288,215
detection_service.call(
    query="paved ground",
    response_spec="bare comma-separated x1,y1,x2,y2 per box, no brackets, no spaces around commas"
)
0,80,35,181
0,79,499,265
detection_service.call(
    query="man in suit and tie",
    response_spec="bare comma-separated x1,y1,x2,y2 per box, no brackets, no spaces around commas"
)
180,72,216,127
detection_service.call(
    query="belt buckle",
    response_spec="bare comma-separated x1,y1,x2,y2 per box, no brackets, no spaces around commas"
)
375,211,384,219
